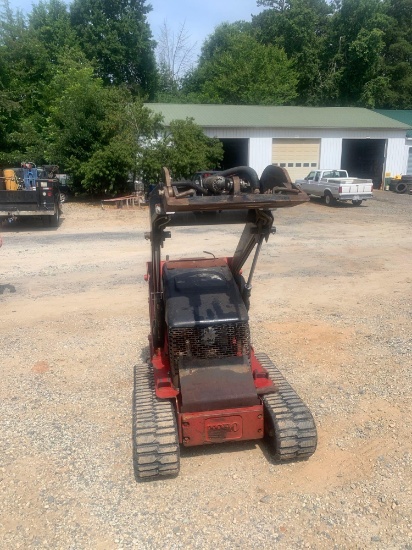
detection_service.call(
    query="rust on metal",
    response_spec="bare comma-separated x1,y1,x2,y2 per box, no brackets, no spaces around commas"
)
162,192,308,212
160,165,309,213
164,258,228,270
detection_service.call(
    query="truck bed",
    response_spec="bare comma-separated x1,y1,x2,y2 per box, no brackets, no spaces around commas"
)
0,184,59,221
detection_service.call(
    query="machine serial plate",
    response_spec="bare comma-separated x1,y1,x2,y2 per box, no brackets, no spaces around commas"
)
205,415,243,441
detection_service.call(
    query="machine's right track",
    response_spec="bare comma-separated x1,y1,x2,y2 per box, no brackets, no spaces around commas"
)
133,363,180,480
256,353,318,461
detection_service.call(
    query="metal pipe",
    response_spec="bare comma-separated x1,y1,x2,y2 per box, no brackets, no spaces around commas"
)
246,234,264,288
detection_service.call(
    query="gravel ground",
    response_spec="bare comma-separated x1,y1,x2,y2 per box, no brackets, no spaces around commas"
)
0,191,411,549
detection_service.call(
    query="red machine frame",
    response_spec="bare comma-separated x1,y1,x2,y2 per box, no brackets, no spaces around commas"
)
143,167,309,447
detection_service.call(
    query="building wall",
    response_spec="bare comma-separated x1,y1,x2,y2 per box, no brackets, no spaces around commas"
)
319,138,342,168
204,127,408,178
385,136,408,177
407,141,412,174
249,138,272,173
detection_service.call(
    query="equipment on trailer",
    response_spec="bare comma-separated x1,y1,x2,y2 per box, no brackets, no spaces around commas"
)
133,165,318,479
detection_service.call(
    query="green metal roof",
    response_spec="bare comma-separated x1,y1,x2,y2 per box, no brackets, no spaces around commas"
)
145,103,411,131
374,110,412,137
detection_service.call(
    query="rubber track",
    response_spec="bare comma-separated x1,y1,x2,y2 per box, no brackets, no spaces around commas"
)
133,363,180,480
256,353,318,461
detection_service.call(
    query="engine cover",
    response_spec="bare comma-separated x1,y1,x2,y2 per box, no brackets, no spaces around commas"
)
163,263,248,328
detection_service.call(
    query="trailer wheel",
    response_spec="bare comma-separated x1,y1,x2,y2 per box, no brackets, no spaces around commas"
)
352,199,362,206
324,192,334,206
395,182,407,194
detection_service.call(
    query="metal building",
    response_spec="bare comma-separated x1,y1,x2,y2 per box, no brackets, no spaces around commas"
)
146,104,412,187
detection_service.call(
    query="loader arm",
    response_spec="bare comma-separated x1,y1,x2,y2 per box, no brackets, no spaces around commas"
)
145,166,309,347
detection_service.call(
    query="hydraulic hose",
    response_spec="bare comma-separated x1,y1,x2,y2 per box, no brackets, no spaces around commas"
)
216,166,260,192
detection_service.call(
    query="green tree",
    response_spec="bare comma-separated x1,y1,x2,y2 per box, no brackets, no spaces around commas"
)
183,22,298,105
45,64,109,189
0,1,41,163
81,94,164,192
257,0,290,11
0,57,20,164
70,0,158,97
0,1,19,163
0,0,87,164
380,0,412,108
162,118,223,180
0,1,47,113
252,0,334,105
46,61,165,193
327,0,389,106
138,117,224,184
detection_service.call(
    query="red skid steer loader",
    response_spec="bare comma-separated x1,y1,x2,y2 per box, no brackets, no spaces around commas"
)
133,165,317,479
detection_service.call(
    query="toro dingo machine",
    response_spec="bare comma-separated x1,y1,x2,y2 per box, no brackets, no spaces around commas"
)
134,165,317,479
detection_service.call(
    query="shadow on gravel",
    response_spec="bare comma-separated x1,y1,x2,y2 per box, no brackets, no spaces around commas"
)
309,197,368,208
138,346,150,363
1,216,63,232
180,436,311,466
0,283,16,294
256,438,312,467
180,439,258,459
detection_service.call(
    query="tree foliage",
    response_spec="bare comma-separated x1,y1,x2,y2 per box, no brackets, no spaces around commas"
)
251,0,412,108
1,0,412,192
45,63,165,193
182,23,298,105
253,0,333,104
70,0,157,97
162,119,223,179
137,118,224,184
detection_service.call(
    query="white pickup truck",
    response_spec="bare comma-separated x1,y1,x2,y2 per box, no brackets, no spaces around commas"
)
295,169,373,206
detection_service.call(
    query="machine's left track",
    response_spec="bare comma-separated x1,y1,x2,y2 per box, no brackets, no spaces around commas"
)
133,363,180,480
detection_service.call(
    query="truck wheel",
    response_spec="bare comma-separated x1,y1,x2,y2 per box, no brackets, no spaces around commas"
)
395,182,407,194
352,200,362,206
324,192,334,206
49,207,60,227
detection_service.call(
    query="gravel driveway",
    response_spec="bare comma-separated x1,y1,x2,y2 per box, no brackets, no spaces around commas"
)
1,191,411,549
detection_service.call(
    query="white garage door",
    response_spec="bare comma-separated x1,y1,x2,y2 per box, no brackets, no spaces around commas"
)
272,139,320,181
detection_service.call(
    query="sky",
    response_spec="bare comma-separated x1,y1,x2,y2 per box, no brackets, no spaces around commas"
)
7,0,265,60
147,0,264,58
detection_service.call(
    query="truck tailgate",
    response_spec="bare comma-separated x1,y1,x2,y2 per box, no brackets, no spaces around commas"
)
0,190,38,203
328,178,373,195
0,188,56,216
341,180,373,194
